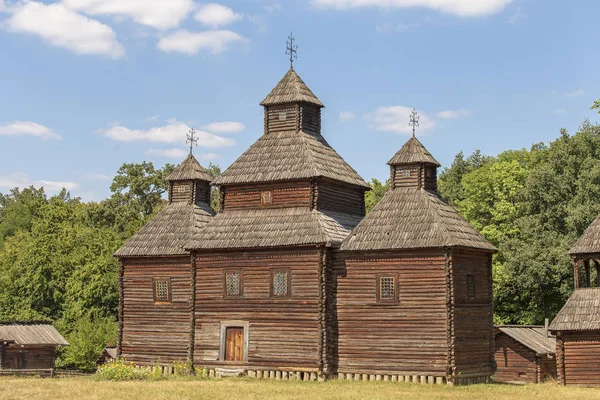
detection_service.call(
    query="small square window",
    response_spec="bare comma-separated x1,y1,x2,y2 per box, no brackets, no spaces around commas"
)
377,274,398,303
399,169,411,178
225,270,242,298
271,269,290,297
278,112,287,121
261,191,272,206
177,184,188,193
153,278,171,303
466,274,476,301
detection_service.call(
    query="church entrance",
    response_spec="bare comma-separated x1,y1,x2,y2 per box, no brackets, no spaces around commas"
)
225,327,244,362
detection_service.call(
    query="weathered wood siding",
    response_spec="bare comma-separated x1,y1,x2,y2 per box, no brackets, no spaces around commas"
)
493,333,538,383
301,105,321,134
391,165,419,189
335,251,449,376
171,181,192,203
2,346,55,369
540,355,557,381
316,180,365,216
452,250,495,378
420,166,437,192
193,248,323,371
195,181,211,204
265,105,298,134
562,331,600,386
121,257,191,365
223,181,312,211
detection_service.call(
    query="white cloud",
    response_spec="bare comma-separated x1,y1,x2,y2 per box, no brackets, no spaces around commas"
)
0,121,61,140
203,121,245,134
508,7,525,24
5,1,124,58
553,109,567,115
367,106,435,135
62,0,195,30
84,173,111,181
312,0,512,17
437,108,472,119
565,89,585,98
99,120,236,148
265,4,282,12
157,29,246,55
339,111,355,122
0,172,78,192
195,3,241,27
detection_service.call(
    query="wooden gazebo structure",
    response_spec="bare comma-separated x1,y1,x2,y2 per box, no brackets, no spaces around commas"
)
550,215,600,386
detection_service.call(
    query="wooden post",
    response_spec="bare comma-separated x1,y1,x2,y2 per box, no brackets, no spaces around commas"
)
117,260,124,358
556,332,566,385
444,249,456,385
188,253,197,371
487,253,496,374
594,260,600,287
574,259,580,289
0,343,4,369
317,246,328,377
584,259,591,288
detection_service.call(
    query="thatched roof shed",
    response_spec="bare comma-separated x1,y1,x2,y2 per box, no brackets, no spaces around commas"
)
550,288,600,331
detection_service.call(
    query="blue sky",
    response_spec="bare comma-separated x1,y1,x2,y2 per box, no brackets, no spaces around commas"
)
0,0,598,201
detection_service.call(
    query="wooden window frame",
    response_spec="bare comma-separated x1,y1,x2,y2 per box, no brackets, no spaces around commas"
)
218,320,249,363
376,273,399,304
466,273,476,302
177,184,188,193
152,277,172,304
261,190,273,207
224,269,243,299
399,169,411,178
270,268,291,298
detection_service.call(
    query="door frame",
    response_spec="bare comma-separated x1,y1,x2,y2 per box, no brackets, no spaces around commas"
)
219,321,249,363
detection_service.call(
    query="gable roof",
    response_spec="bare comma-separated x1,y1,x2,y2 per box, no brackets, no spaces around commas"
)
114,201,214,257
260,68,324,107
496,325,556,356
186,207,362,250
0,324,68,346
167,153,213,182
212,130,369,188
549,288,600,331
387,136,440,166
340,187,496,252
570,214,600,255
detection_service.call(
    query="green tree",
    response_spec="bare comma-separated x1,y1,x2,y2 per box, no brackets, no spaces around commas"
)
365,178,389,213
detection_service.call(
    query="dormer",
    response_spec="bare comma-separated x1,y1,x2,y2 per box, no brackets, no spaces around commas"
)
388,136,441,192
260,68,324,136
167,153,212,205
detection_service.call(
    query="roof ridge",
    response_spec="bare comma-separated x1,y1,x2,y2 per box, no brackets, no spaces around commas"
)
300,130,327,178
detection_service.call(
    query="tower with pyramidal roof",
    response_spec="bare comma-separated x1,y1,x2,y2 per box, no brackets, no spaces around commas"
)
337,131,497,385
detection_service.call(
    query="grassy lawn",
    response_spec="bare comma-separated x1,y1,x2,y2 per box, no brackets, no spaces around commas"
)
0,377,598,400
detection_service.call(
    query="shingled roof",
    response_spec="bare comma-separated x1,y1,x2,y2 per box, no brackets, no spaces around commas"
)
388,136,440,166
115,202,214,257
260,68,324,107
570,215,600,255
0,324,68,346
167,153,213,182
340,187,496,252
549,288,600,331
212,130,369,188
496,325,556,356
186,207,362,250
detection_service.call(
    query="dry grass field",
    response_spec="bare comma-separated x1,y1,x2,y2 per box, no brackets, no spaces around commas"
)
0,377,599,400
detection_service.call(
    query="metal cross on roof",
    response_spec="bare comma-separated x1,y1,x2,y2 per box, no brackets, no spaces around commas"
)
186,128,198,155
409,108,419,137
286,32,298,69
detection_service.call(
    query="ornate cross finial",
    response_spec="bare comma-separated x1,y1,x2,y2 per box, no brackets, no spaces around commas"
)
286,32,298,69
186,128,198,155
409,108,419,137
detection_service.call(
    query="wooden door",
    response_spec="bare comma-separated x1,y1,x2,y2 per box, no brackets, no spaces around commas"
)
225,327,244,362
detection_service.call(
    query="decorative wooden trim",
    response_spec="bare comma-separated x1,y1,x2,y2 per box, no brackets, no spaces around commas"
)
375,273,399,304
152,277,172,304
188,253,197,370
223,269,243,299
117,260,124,357
445,249,456,385
269,268,292,298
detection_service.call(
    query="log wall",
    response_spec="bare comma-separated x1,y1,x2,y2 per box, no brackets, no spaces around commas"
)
193,248,323,371
562,330,600,386
335,251,449,376
301,105,321,134
451,250,495,379
121,257,191,365
316,180,365,216
195,181,211,204
2,346,55,369
223,181,312,211
265,105,298,134
171,181,192,203
493,333,538,383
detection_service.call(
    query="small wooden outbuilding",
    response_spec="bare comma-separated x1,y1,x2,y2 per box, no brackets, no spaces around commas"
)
96,347,117,366
550,214,600,386
0,323,68,372
494,325,556,383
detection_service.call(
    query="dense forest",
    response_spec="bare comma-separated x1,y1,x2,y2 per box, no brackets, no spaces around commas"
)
1,118,600,370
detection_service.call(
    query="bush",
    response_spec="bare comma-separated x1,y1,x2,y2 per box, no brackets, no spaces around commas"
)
96,360,198,381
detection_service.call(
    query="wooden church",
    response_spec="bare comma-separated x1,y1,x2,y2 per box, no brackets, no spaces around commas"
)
550,215,600,386
115,53,496,384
